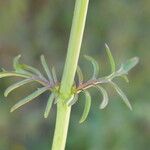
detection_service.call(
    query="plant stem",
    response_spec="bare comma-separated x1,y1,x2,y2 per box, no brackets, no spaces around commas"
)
51,0,89,150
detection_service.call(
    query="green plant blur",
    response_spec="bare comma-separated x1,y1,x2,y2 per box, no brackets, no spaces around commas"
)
0,0,149,150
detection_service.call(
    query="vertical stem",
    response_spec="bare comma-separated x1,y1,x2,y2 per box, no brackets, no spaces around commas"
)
51,0,89,150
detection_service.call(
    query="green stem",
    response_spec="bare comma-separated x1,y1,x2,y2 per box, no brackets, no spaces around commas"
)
51,0,89,150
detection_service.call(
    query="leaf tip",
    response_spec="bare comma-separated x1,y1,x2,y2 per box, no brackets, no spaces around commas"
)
120,57,139,74
105,43,109,49
84,55,99,79
14,54,22,63
100,105,105,109
128,103,133,111
16,54,22,58
10,107,15,113
132,57,139,65
40,55,45,62
105,43,116,73
79,120,84,124
79,90,91,123
44,113,48,119
4,92,8,97
83,55,88,59
40,54,44,58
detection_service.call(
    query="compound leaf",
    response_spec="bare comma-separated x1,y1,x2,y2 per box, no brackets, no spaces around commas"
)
10,86,48,112
79,90,91,123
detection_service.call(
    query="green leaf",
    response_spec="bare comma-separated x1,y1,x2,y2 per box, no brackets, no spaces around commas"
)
65,94,74,105
77,66,84,84
79,90,91,123
121,75,129,83
119,57,139,74
44,93,55,118
13,55,32,75
105,44,116,73
4,79,33,97
0,72,47,86
84,55,99,79
22,64,43,77
110,81,132,110
53,92,60,104
67,94,78,106
95,85,109,109
40,55,54,83
13,55,42,77
10,86,48,112
13,55,22,71
0,72,46,86
0,72,30,79
52,66,58,83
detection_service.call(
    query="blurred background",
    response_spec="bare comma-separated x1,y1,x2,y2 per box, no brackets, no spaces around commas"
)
0,0,149,150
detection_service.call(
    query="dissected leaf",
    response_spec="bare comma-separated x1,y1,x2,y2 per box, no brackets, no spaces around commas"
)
79,90,91,123
84,55,99,79
105,43,116,73
67,94,78,106
95,85,109,109
52,66,58,83
44,93,55,118
119,57,139,75
10,86,48,112
40,55,54,83
110,81,132,110
77,66,84,84
4,79,33,97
